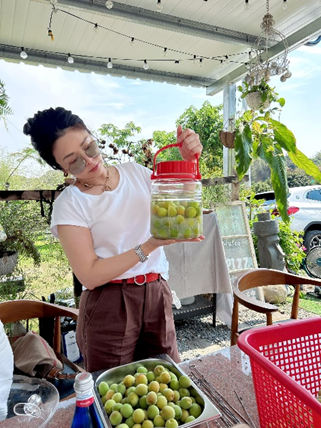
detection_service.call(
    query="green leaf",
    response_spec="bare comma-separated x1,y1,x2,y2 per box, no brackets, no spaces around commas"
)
278,98,286,107
235,124,253,180
271,119,297,153
288,149,321,183
257,138,289,223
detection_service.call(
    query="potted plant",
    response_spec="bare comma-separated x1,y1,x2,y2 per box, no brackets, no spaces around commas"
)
239,79,282,111
235,80,321,223
0,229,41,276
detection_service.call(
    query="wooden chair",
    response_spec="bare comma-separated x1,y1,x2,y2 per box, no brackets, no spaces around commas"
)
0,299,82,399
0,299,79,354
231,268,321,346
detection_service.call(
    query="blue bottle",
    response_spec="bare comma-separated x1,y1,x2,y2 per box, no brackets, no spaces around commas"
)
71,372,105,428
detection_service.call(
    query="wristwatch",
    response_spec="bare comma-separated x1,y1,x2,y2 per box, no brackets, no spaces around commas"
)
134,244,150,263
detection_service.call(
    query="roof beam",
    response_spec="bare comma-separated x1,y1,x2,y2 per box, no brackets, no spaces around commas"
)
57,0,256,46
0,44,214,88
206,15,321,96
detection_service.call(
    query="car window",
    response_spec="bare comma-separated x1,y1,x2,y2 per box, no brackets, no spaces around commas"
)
306,190,321,201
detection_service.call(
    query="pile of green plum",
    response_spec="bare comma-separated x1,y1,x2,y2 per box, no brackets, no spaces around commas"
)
97,364,204,428
150,199,203,240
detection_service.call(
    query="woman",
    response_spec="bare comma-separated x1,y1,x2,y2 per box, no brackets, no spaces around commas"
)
23,107,203,372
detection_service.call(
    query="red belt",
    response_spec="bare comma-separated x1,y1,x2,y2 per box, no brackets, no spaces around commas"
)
111,273,160,285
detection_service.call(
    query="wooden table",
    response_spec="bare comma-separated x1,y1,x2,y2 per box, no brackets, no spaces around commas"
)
46,345,259,428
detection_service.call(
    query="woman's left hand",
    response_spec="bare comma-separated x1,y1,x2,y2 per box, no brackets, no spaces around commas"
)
177,125,203,161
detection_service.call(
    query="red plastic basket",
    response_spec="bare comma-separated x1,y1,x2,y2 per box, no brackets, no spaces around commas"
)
238,318,321,427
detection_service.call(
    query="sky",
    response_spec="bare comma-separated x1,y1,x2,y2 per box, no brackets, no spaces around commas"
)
0,44,321,165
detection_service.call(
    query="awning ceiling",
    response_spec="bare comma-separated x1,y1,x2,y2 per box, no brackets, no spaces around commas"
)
0,0,320,95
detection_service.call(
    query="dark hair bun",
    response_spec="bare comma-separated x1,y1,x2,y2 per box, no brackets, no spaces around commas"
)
23,107,88,170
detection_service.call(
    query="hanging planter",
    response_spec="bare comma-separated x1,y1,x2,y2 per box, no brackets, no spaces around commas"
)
245,92,271,111
0,251,18,276
219,130,235,148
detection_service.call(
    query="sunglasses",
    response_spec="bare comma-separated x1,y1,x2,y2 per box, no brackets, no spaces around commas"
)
67,140,101,175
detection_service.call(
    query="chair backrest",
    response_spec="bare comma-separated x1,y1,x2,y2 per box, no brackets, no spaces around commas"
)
231,268,321,346
0,300,79,353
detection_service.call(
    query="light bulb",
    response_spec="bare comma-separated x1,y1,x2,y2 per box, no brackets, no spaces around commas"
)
163,48,167,57
93,23,98,33
20,48,28,60
244,0,250,10
156,0,163,12
67,53,74,64
282,0,288,9
199,58,203,68
193,55,197,64
284,69,292,78
105,0,113,9
107,58,113,69
130,37,135,47
143,60,149,70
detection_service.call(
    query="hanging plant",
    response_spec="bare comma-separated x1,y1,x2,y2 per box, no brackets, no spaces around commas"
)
219,130,235,148
235,80,321,223
239,79,282,111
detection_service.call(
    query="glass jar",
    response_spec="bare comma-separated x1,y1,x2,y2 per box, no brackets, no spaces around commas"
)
150,143,203,240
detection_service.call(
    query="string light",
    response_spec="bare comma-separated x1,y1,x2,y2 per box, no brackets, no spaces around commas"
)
93,23,99,33
244,0,250,10
67,53,74,64
47,29,54,41
46,4,251,68
20,47,28,59
156,0,163,12
107,58,113,69
175,60,180,64
105,0,113,9
282,0,288,9
199,58,203,67
130,37,135,47
143,60,149,70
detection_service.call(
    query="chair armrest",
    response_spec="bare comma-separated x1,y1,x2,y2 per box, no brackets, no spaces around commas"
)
233,287,278,314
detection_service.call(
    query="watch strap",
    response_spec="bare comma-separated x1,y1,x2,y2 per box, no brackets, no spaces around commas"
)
134,244,149,263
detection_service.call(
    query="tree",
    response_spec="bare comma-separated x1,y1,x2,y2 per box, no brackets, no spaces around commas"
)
176,101,224,177
0,80,13,130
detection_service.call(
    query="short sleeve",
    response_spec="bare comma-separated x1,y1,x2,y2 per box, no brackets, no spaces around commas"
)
50,187,89,238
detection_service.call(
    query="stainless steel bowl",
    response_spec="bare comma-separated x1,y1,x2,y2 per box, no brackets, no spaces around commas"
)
96,355,221,428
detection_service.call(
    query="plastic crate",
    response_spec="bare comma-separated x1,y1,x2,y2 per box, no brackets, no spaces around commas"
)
238,318,321,427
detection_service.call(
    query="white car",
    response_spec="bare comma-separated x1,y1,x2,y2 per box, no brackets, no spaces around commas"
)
253,185,321,252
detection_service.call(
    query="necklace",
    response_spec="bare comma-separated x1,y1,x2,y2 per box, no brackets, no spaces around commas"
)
76,166,112,192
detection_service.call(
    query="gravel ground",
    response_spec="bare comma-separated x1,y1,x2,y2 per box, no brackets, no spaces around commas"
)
174,290,317,362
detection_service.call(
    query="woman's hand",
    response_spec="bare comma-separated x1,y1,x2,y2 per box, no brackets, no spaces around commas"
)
142,235,205,256
176,125,203,161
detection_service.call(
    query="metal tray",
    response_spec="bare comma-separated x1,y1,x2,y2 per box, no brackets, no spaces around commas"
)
95,354,221,428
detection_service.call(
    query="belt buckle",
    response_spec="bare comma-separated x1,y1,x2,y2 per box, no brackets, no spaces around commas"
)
134,274,147,285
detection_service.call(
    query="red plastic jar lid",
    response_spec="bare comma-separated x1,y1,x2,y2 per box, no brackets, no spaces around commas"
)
151,160,201,180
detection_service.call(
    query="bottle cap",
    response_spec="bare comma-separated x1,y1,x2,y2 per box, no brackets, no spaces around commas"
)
74,372,94,394
151,142,201,180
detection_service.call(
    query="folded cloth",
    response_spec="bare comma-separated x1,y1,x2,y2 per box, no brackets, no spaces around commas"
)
0,320,14,422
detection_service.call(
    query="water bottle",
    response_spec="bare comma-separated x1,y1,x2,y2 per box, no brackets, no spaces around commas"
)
71,372,105,428
150,143,203,240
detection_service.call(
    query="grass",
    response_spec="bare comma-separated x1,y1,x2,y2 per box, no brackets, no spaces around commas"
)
0,240,74,302
298,293,321,316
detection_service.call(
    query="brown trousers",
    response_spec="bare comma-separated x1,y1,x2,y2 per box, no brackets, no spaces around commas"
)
77,277,180,372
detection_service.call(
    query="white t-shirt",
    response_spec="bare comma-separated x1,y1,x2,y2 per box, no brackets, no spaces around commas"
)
0,320,13,421
51,162,169,281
